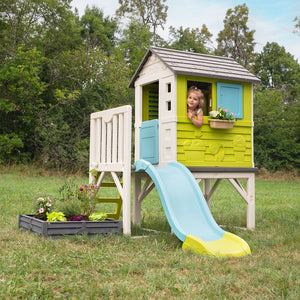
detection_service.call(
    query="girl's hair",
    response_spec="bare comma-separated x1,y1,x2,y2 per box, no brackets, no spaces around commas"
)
187,86,205,109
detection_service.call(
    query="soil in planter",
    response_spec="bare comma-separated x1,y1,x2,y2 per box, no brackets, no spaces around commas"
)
32,214,47,221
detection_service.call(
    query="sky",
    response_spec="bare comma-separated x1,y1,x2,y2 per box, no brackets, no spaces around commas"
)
71,0,300,61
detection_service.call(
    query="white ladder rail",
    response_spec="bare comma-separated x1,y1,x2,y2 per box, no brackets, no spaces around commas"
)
89,105,132,235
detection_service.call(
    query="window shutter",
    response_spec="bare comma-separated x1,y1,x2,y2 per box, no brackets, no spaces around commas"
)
140,119,159,164
217,83,243,119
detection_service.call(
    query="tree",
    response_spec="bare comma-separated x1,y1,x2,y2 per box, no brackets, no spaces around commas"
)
0,47,47,162
0,0,82,60
168,25,213,53
0,1,132,169
116,0,168,44
80,6,118,55
293,16,300,35
34,47,131,170
119,17,153,75
216,3,255,68
254,86,300,172
253,42,300,102
253,43,300,172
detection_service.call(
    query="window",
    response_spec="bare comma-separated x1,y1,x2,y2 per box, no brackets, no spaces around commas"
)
167,101,171,111
167,83,171,93
187,81,212,115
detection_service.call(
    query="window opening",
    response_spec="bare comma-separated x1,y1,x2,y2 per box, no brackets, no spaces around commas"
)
187,81,212,116
142,82,159,121
167,83,171,93
167,101,171,111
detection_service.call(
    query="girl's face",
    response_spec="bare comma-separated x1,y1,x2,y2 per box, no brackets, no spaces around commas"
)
187,91,200,110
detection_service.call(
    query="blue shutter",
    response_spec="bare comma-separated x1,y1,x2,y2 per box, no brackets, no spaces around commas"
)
140,119,159,164
217,82,243,119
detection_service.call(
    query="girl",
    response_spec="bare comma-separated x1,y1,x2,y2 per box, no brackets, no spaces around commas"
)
186,86,205,128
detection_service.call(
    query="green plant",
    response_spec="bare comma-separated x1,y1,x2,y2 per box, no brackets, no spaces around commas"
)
46,211,67,222
35,197,52,219
77,183,98,216
209,106,236,121
58,178,78,201
90,168,100,182
89,212,107,221
57,178,99,217
56,200,81,218
77,184,98,216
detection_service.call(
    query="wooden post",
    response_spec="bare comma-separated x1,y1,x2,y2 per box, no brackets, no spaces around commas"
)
133,172,142,226
203,179,211,208
247,173,255,230
190,167,257,230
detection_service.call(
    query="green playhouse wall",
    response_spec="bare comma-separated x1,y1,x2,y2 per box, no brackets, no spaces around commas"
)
176,75,254,168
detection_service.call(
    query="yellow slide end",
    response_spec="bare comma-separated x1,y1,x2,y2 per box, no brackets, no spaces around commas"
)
182,232,251,258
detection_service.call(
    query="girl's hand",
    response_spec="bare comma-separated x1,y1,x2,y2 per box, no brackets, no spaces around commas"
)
187,109,203,128
187,110,194,120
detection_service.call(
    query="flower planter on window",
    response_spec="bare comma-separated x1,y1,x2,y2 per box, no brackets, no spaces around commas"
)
208,119,236,129
18,214,122,239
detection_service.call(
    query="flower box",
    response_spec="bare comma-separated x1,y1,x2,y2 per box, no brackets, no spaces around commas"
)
18,214,122,239
208,119,236,129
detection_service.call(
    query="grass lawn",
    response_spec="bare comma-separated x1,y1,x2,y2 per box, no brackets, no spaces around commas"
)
0,166,299,299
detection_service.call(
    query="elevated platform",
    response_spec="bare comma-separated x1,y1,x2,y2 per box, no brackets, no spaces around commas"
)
187,167,258,173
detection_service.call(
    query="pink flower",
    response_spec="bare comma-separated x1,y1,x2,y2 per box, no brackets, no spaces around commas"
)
79,186,84,191
46,202,51,207
224,109,227,112
84,184,88,187
37,197,44,202
39,207,44,213
232,113,235,117
94,185,98,189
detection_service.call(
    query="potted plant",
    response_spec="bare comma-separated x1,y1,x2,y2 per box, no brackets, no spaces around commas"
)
18,178,122,238
208,106,236,129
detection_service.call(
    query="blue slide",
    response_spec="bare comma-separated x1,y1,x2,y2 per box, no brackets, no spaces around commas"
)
135,160,251,257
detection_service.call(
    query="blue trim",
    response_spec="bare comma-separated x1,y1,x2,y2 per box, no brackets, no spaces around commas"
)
140,120,159,164
217,82,243,119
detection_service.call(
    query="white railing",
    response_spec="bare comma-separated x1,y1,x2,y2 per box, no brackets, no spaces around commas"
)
89,105,132,234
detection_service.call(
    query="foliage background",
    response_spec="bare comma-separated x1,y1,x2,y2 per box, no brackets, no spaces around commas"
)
0,0,299,173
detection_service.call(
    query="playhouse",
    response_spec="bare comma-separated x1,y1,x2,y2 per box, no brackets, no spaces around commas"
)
129,46,260,167
89,47,260,256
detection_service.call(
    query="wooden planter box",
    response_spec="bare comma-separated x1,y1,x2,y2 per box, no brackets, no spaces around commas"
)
18,214,122,238
208,119,236,129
